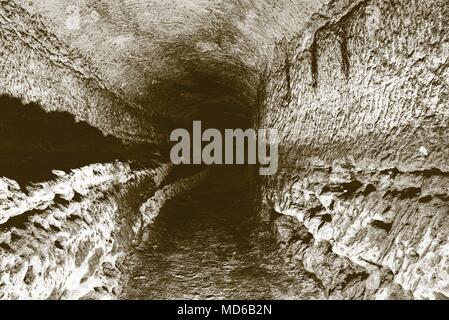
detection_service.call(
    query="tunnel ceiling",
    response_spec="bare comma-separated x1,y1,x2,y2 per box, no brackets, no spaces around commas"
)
8,0,332,134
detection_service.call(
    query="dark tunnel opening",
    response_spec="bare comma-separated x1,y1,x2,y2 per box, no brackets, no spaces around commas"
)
134,41,256,136
144,55,258,183
0,95,162,184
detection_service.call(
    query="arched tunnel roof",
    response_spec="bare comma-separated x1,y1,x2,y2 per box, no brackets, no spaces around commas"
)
0,0,335,144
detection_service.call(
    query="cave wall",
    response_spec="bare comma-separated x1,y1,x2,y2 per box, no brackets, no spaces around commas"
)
0,1,160,144
1,0,448,300
0,162,169,299
258,0,449,299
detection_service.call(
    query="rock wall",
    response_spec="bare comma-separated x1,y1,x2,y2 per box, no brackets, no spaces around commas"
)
0,162,173,299
0,1,160,144
257,0,449,299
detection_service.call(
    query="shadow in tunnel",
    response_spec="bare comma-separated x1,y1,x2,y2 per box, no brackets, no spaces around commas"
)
0,95,159,184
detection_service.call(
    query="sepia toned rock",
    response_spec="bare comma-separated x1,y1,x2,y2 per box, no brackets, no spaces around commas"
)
0,0,448,300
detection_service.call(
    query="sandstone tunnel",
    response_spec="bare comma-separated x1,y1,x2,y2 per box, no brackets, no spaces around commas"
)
0,0,449,300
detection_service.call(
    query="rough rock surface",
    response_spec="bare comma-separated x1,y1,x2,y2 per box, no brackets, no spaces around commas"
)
257,0,449,299
0,2,157,144
0,162,173,299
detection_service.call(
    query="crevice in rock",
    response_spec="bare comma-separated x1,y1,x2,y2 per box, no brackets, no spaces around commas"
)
0,95,161,184
337,25,350,79
310,37,319,88
370,219,393,233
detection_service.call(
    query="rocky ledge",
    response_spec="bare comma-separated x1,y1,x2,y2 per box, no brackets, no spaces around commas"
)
266,159,449,300
0,161,207,299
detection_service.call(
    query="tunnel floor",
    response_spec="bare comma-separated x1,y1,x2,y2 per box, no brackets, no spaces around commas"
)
121,167,323,299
